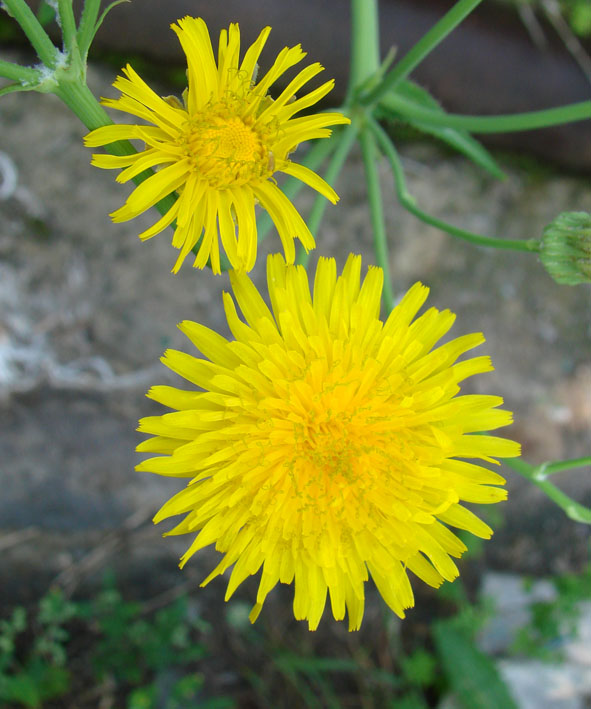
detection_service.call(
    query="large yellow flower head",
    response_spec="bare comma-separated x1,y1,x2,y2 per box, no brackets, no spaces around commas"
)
137,254,520,630
84,17,349,274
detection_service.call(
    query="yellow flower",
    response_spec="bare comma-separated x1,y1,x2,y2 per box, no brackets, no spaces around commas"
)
137,254,520,630
84,17,349,274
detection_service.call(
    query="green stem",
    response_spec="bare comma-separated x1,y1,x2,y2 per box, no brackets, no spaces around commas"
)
370,118,540,253
362,0,484,105
296,122,359,267
532,455,591,479
56,0,78,54
3,0,58,67
346,0,381,103
505,458,591,524
359,123,395,311
53,79,177,212
0,58,40,83
77,0,101,59
54,78,120,131
381,93,591,134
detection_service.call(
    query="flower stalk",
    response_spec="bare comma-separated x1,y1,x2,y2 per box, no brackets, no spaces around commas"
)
505,458,591,524
360,0,485,105
347,0,380,104
2,0,58,67
296,122,359,267
359,125,395,310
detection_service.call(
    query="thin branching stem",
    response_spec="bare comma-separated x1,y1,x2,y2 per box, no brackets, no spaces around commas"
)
56,0,78,55
505,458,591,524
370,118,539,252
361,0,484,105
540,456,591,477
2,0,58,67
380,93,591,133
347,0,380,103
0,58,39,83
296,122,359,267
359,124,395,311
77,0,102,59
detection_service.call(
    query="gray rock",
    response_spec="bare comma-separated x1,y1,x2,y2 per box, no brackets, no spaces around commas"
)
478,572,557,655
497,657,591,709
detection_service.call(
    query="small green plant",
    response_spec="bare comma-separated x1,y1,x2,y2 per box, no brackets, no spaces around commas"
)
0,589,75,708
512,566,591,659
564,0,591,37
433,619,518,709
78,579,214,706
0,578,225,708
0,564,527,708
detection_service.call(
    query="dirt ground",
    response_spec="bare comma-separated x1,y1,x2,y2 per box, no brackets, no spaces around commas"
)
0,53,590,613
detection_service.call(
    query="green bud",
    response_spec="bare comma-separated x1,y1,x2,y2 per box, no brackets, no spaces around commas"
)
540,211,591,285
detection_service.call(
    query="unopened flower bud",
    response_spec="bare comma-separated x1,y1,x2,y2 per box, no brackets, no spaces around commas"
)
540,211,591,285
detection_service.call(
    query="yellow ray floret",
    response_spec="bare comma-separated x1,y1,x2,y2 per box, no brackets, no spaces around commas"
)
136,254,520,630
84,17,349,274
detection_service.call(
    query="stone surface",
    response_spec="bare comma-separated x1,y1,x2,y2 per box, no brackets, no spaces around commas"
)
498,657,591,709
478,572,557,655
439,575,591,709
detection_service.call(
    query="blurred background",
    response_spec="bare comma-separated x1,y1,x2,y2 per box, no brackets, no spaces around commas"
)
0,1,590,707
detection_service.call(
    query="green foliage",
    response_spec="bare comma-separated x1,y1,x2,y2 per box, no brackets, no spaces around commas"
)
433,620,518,709
0,590,74,708
0,567,529,708
126,672,221,709
0,579,216,708
0,661,70,709
379,79,506,180
512,566,591,659
82,587,208,684
390,691,430,709
569,0,591,36
400,649,437,688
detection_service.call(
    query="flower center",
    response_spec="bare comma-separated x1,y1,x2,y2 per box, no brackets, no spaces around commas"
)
300,415,359,480
182,112,271,189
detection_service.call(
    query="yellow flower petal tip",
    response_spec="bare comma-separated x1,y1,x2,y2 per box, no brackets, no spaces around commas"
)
85,17,349,274
137,254,520,630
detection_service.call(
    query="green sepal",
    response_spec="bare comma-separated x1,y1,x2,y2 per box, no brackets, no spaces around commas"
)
540,211,591,285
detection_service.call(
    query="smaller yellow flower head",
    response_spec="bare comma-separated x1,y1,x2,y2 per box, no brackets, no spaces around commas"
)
137,254,520,630
84,17,349,274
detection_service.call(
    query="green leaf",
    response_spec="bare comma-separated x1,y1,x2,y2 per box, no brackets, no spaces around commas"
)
433,621,517,709
38,588,77,626
380,81,505,180
274,653,361,674
0,662,70,708
400,649,437,688
390,691,430,709
571,1,591,37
